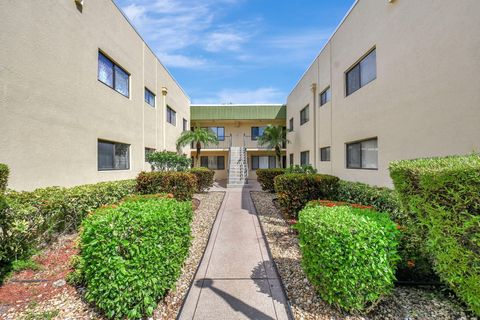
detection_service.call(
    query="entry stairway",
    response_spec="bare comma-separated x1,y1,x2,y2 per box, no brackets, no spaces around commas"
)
227,147,248,187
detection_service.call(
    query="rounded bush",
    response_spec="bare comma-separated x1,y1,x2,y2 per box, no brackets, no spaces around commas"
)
297,205,400,312
136,171,197,201
189,167,215,192
77,197,193,319
274,173,339,217
256,168,285,193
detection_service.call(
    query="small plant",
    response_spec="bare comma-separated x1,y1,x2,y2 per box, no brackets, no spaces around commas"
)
296,205,400,312
285,164,317,174
189,167,215,192
146,150,191,172
136,171,197,201
256,168,285,193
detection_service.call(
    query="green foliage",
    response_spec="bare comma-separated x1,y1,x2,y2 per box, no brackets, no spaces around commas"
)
257,125,289,167
189,167,214,192
297,205,400,312
256,168,285,193
136,171,197,201
11,258,40,272
176,127,218,166
76,197,193,319
274,173,339,217
285,164,317,174
0,180,135,281
0,163,8,194
390,154,480,315
146,150,191,172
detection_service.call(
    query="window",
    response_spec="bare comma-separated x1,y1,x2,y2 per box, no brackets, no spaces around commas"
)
98,52,129,97
201,156,225,170
166,106,176,125
300,105,309,125
320,147,330,162
144,88,155,107
346,138,378,169
289,153,294,166
319,87,331,106
183,118,188,131
346,48,376,96
145,147,155,160
300,151,310,165
251,126,266,140
98,140,130,171
251,156,276,170
289,118,294,132
208,127,225,141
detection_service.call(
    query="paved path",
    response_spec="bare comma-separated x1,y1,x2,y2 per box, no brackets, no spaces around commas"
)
178,183,291,320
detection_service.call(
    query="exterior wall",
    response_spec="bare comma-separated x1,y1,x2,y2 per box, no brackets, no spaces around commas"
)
191,150,229,181
287,0,480,187
0,0,190,190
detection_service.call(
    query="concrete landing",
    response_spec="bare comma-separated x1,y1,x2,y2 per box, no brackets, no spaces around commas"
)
178,184,291,320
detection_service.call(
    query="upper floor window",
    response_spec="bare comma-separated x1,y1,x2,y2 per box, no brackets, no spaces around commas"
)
251,156,276,170
208,127,225,141
166,106,176,125
183,118,188,131
346,48,376,96
320,147,330,161
144,88,155,107
98,139,130,171
98,52,129,97
251,126,266,140
300,151,310,165
319,87,331,106
289,118,294,132
300,105,309,125
346,138,378,169
201,156,225,170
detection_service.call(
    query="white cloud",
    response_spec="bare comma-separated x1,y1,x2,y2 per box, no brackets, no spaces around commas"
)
204,31,247,52
195,87,285,104
157,52,207,68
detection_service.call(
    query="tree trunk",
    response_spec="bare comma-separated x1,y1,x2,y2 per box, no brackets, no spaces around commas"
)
275,146,281,168
196,141,202,167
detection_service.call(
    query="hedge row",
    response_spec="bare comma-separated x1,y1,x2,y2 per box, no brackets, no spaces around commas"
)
189,167,215,192
136,171,197,201
256,168,285,193
390,154,480,315
297,205,400,311
74,195,192,319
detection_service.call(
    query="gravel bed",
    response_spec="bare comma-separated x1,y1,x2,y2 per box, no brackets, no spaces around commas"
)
1,192,225,320
250,191,476,320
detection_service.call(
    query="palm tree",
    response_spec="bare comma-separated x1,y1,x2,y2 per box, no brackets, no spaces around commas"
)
257,125,289,168
176,127,219,167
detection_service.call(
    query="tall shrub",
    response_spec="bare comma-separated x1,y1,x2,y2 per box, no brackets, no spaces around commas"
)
297,205,400,312
256,168,285,193
274,173,339,217
390,154,480,315
136,172,197,201
146,151,191,172
189,167,214,192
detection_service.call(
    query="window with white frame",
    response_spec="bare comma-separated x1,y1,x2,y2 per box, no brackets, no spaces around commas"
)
346,138,378,169
320,147,330,161
98,140,130,171
300,151,310,165
98,51,129,97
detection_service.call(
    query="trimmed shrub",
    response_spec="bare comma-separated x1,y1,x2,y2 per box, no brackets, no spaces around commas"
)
390,154,480,315
146,151,191,172
285,164,317,174
297,205,400,312
136,171,197,201
274,173,339,217
306,199,374,210
76,197,192,319
256,168,285,193
0,164,8,194
189,167,214,192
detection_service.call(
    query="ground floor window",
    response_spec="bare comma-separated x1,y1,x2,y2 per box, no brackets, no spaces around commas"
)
145,147,155,161
346,138,378,169
300,151,310,166
289,153,294,166
98,140,130,171
320,147,330,162
251,156,276,170
201,156,225,170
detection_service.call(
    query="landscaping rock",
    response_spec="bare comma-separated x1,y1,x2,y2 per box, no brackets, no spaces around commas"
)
52,279,66,288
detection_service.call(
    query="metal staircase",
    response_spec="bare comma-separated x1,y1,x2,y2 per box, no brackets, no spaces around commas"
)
227,146,248,187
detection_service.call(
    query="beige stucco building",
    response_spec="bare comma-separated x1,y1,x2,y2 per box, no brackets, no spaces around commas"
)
0,0,190,190
287,0,480,187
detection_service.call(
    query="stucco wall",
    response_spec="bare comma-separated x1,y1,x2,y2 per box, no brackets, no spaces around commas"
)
287,0,480,187
0,0,190,190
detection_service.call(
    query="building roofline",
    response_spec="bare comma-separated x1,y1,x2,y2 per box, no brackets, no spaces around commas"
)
109,0,190,101
287,0,360,99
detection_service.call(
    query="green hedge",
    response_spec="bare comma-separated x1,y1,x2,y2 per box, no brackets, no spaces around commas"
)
297,205,400,312
390,154,480,315
285,164,317,174
256,168,285,193
274,173,339,217
136,172,197,201
0,180,136,281
146,150,191,172
189,167,214,192
0,164,8,194
75,196,192,319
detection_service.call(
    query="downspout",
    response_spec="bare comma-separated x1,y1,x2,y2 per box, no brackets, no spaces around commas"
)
311,83,317,167
161,86,168,150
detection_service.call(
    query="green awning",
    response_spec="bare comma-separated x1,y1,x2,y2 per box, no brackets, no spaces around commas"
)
191,104,286,120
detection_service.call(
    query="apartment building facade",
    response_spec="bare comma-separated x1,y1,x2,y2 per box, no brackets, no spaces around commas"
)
287,0,480,187
190,104,286,183
0,0,190,190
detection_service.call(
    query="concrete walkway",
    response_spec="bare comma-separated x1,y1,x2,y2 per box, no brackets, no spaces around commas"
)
178,182,291,320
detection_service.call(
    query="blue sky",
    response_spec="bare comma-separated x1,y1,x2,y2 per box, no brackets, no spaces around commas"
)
115,0,354,104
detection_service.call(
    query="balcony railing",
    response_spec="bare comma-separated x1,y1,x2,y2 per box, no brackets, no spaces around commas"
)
243,135,287,149
192,134,232,149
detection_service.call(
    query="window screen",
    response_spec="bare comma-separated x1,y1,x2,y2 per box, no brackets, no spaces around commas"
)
98,140,130,170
